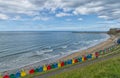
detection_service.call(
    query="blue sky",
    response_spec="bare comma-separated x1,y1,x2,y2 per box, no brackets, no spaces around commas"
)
0,0,120,31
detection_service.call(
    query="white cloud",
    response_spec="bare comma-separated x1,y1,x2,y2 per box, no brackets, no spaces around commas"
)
56,12,72,17
78,18,83,21
0,13,9,20
98,15,110,20
33,16,50,21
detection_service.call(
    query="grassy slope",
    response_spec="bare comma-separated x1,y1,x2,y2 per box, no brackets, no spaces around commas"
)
49,46,120,78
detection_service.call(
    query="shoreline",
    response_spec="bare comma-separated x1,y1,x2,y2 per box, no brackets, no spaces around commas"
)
1,34,118,74
58,34,117,61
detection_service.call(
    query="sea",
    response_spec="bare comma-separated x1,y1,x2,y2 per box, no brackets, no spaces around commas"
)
0,31,110,72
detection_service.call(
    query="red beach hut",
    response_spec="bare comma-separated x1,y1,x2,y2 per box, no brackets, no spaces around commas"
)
95,52,99,58
74,58,78,63
47,65,51,70
3,75,10,78
61,61,64,67
29,68,35,74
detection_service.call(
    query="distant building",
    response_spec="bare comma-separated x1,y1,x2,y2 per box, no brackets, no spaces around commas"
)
108,28,120,34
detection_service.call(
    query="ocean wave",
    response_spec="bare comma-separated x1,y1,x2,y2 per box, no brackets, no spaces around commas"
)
61,45,68,49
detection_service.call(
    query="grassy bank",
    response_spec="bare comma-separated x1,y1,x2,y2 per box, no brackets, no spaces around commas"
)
49,45,120,78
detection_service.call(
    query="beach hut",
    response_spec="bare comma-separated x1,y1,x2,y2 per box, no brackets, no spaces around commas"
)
72,59,75,64
43,65,47,71
47,64,51,70
61,61,64,67
20,70,27,77
82,55,87,61
95,52,99,58
92,53,95,59
86,54,92,59
3,75,10,78
35,68,39,73
117,39,120,44
64,61,68,66
77,57,82,62
74,58,78,63
54,63,58,68
67,59,72,64
15,72,21,78
38,66,43,72
10,74,15,78
58,62,61,68
51,63,54,69
29,68,35,74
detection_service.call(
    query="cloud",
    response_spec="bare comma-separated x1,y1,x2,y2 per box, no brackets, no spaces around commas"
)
56,12,72,17
0,0,120,21
0,13,9,20
33,16,50,21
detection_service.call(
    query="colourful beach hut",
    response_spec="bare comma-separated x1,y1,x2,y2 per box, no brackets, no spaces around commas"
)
58,62,61,68
60,61,64,67
64,61,68,66
10,74,15,78
82,55,87,61
86,54,92,59
29,68,35,74
67,59,72,64
54,63,58,68
74,58,78,63
20,70,27,77
35,68,39,73
117,39,120,44
3,75,10,78
92,53,95,59
51,64,55,69
15,72,21,78
47,64,51,70
77,57,82,62
38,66,43,72
95,52,99,58
72,59,75,64
43,65,47,71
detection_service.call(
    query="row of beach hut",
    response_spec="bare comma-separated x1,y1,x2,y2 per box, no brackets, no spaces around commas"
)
0,45,118,78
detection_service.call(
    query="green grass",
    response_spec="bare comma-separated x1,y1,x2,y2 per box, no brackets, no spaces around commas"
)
49,46,120,78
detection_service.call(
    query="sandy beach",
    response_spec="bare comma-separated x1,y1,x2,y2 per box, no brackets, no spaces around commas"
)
59,34,118,61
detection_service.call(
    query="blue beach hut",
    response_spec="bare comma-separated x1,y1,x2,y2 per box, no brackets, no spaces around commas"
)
117,39,120,44
67,59,72,64
15,72,21,78
38,66,43,72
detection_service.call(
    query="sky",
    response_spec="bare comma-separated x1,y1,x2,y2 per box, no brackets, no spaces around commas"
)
0,0,120,31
